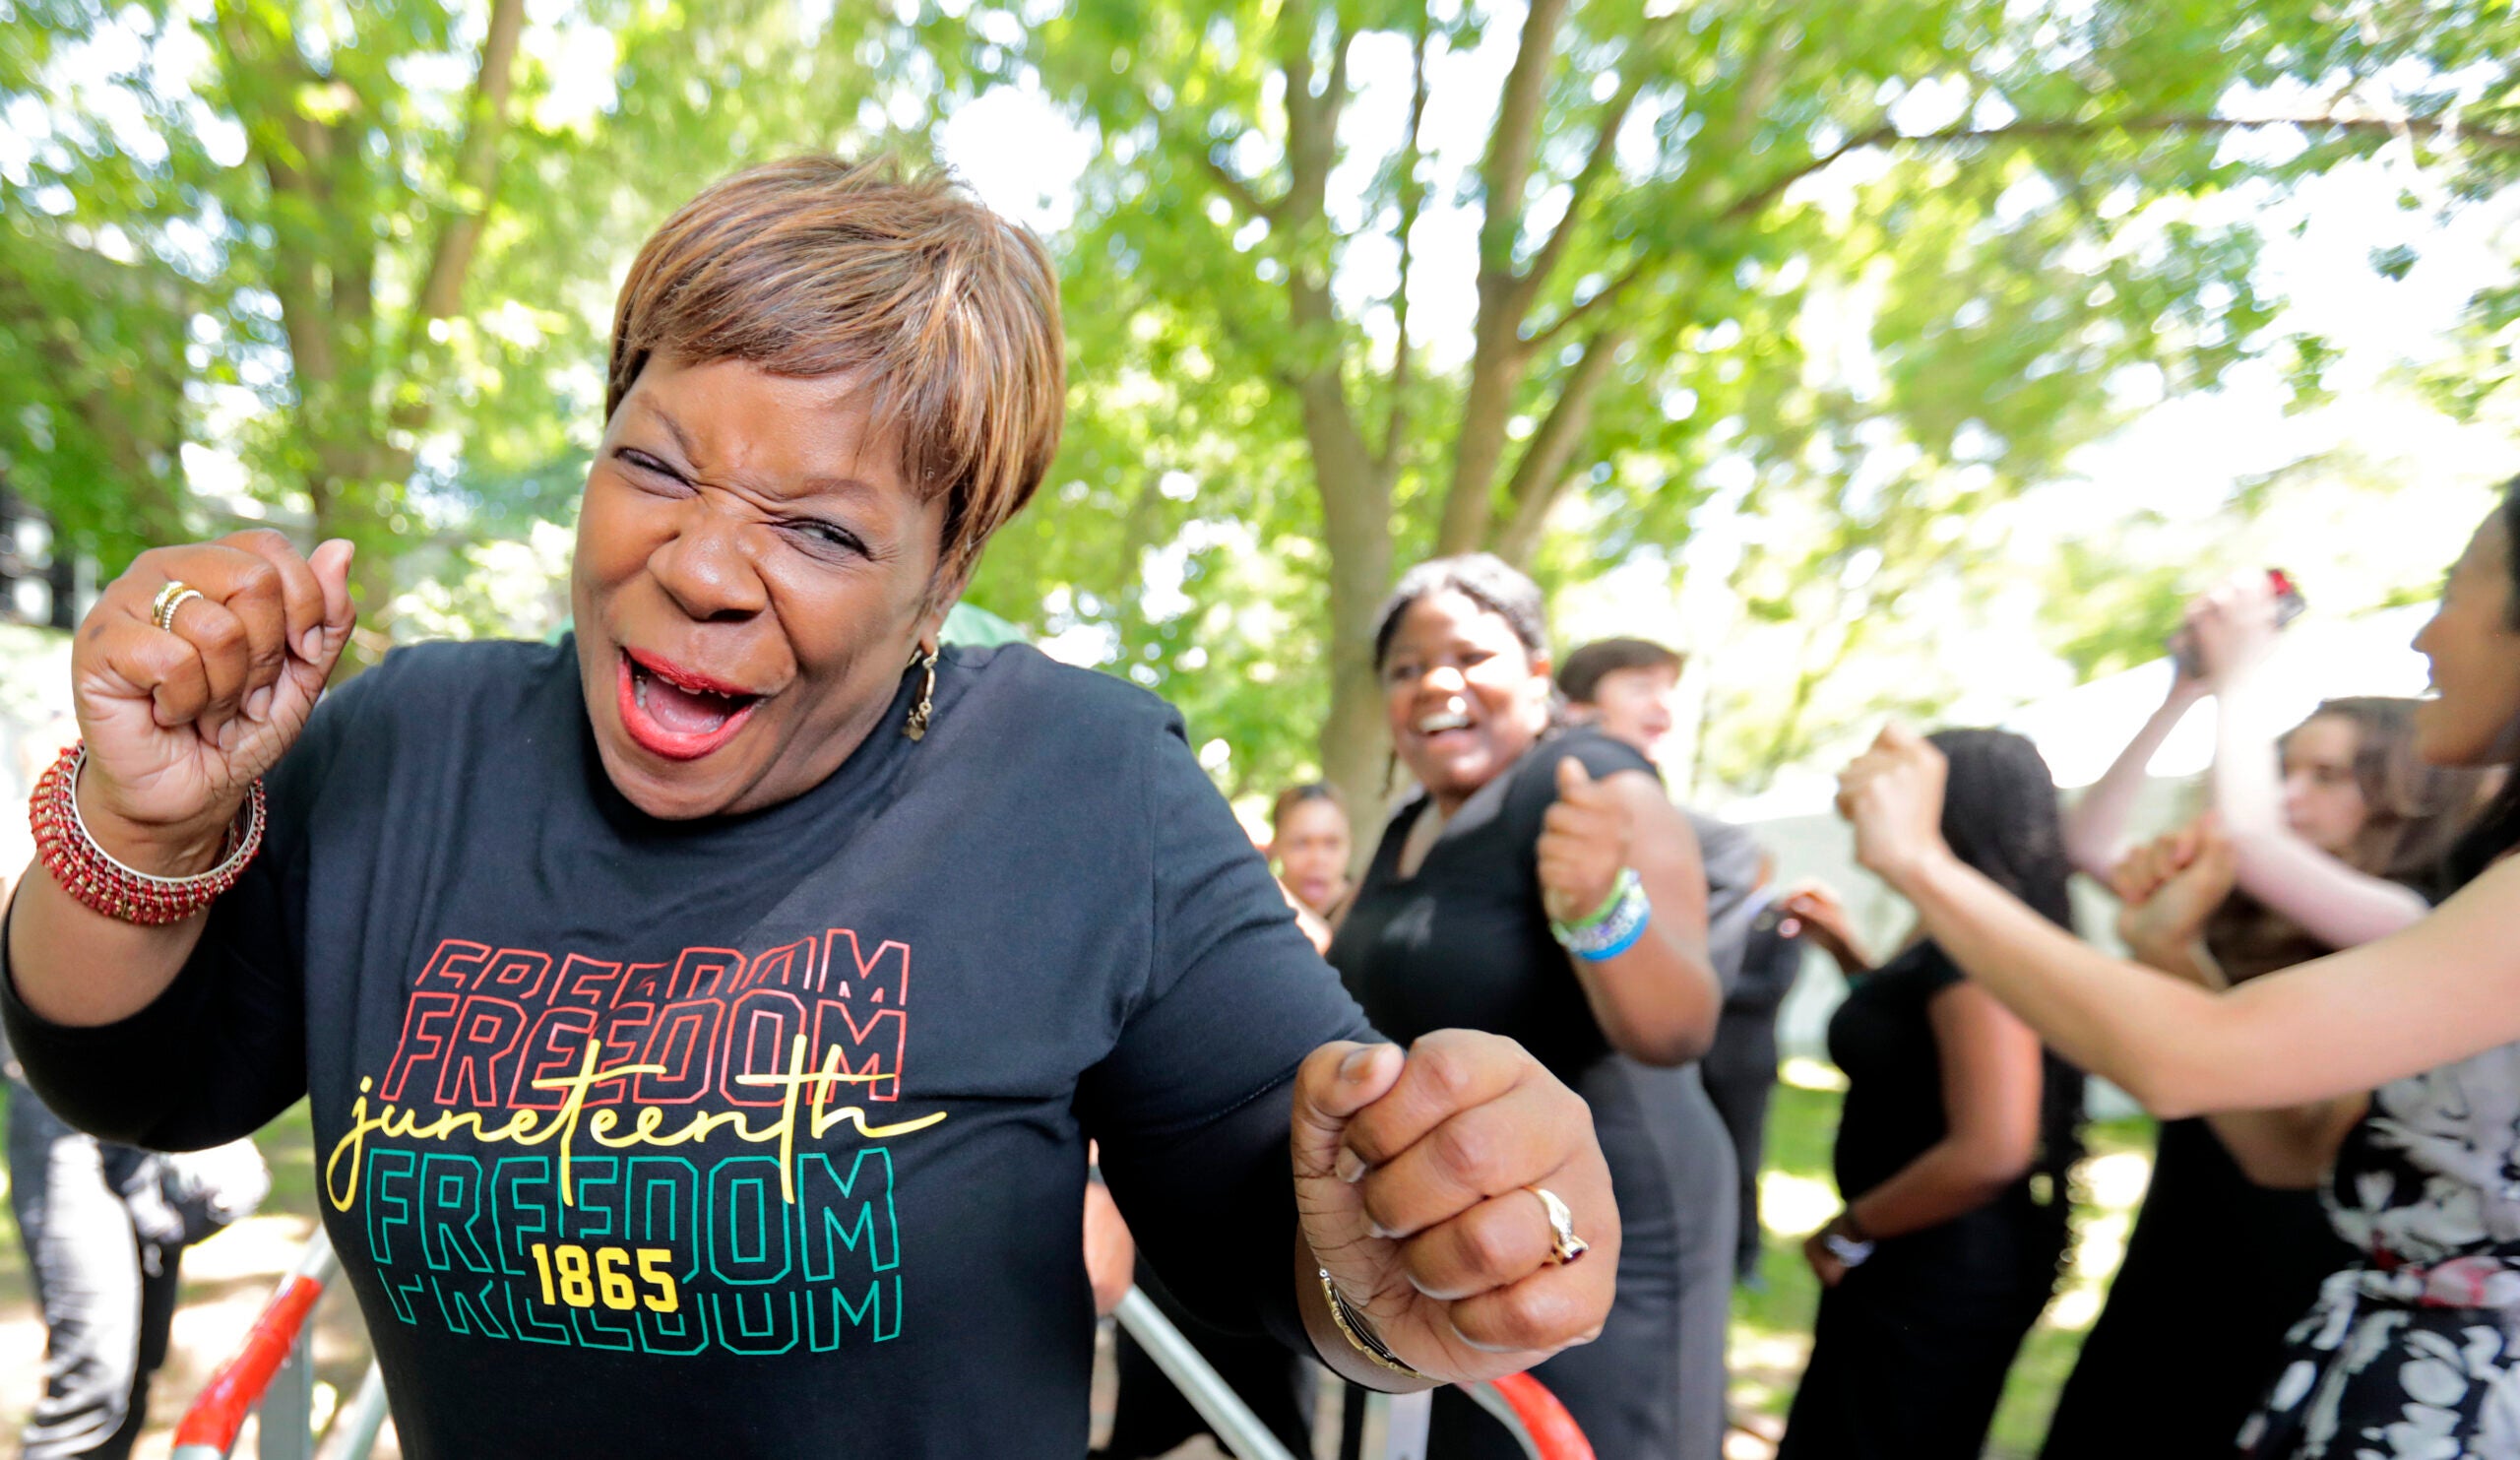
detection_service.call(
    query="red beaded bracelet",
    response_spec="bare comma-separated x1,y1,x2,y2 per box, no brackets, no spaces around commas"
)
28,742,266,925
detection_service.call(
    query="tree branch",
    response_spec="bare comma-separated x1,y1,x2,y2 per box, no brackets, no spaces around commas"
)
1199,151,1281,223
1477,0,1571,275
1519,17,1677,313
414,0,527,322
1526,249,1661,352
1490,327,1623,565
1721,109,2520,226
1533,106,2520,353
1379,14,1432,474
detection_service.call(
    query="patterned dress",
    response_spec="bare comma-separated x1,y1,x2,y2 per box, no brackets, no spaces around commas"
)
2240,1042,2520,1457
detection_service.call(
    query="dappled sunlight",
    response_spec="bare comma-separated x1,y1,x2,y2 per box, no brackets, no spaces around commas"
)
1761,1171,1844,1239
2042,1148,2154,1334
1780,1056,1849,1093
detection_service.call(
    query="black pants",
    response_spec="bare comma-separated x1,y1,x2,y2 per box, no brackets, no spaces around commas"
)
1098,1262,1316,1460
8,1087,182,1460
1701,1006,1783,1281
2040,1119,2353,1460
1780,1194,2067,1460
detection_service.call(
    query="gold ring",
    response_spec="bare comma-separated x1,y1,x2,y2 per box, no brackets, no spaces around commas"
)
1527,1184,1589,1266
150,581,205,633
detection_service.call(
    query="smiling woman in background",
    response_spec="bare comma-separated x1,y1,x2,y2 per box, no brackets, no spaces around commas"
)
0,158,1621,1458
1329,553,1729,1460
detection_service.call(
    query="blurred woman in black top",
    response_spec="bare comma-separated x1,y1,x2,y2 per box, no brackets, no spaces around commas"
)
1779,730,2085,1460
1329,554,1729,1460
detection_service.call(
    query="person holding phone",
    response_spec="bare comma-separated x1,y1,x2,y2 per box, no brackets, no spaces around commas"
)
2044,582,2492,1459
1832,476,2520,1457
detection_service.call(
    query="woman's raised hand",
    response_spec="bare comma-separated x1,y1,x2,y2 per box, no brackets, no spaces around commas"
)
1781,880,1870,974
1837,724,1951,887
1291,1031,1618,1386
2182,572,2284,689
2111,817,2238,981
1538,757,1631,923
71,532,356,869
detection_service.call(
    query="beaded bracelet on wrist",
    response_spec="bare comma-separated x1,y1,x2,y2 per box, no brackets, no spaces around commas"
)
1550,867,1651,962
30,742,266,926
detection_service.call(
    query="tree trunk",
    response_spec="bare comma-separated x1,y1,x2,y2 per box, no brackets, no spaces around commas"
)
1299,375,1396,866
1437,301,1531,557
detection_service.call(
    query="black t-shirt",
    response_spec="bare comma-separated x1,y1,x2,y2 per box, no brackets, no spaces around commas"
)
3,639,1370,1459
1329,727,1723,1301
1328,729,1658,1082
1825,941,2084,1204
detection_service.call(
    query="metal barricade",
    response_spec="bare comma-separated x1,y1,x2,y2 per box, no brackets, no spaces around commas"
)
1114,1286,1595,1460
170,1238,1589,1460
168,1228,388,1460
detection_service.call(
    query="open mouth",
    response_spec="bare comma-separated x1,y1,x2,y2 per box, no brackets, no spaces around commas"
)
615,648,764,761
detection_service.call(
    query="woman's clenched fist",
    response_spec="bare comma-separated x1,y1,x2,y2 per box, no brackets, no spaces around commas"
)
72,531,355,870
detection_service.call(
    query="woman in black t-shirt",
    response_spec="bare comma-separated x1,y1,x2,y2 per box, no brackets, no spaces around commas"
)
0,159,1623,1458
1329,554,1729,1460
1778,729,2085,1460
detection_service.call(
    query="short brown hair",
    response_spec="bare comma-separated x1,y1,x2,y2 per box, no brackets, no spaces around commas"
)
1556,637,1682,704
606,155,1065,580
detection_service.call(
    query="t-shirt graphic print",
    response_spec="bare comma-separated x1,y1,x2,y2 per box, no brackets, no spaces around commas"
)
4,638,1369,1459
328,923,931,1360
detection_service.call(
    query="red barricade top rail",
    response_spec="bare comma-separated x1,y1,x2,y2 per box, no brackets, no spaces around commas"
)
170,1231,340,1456
1484,1372,1598,1460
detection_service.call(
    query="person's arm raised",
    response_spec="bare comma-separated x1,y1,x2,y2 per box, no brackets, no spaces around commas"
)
1838,723,2520,1119
1779,881,1873,979
2062,671,2206,880
2188,578,2430,947
10,532,354,1028
1538,757,1723,1066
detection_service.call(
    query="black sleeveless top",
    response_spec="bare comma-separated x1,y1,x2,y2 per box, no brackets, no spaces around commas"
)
1328,729,1655,1081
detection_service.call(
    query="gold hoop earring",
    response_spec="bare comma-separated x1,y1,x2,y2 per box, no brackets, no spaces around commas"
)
903,644,939,742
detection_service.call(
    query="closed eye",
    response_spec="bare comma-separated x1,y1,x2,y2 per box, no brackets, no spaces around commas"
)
616,447,693,492
782,519,870,558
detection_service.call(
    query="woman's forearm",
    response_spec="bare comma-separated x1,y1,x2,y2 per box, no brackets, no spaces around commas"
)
2225,830,2431,949
7,857,209,1028
1884,848,2252,1117
2064,689,2199,879
1571,925,1721,1067
1844,1139,2025,1240
2211,673,2429,946
2209,667,2290,845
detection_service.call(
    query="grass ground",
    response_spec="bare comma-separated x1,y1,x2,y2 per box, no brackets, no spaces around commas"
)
0,1069,2158,1459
